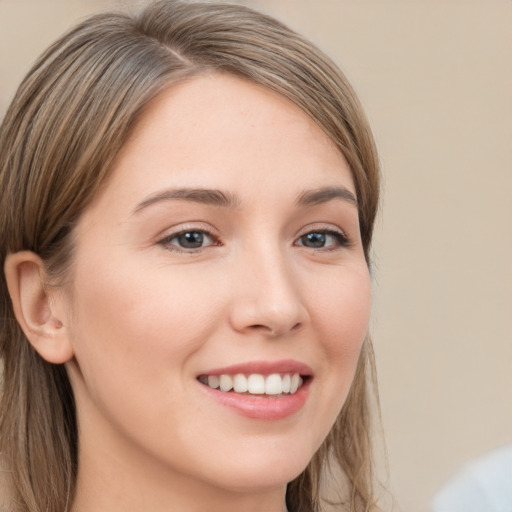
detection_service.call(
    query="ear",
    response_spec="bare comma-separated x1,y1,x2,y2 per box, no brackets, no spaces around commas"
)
4,251,74,364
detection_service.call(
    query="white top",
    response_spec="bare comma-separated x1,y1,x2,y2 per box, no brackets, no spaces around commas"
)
431,445,512,512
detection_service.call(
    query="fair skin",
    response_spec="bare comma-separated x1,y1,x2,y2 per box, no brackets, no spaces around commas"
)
6,74,371,512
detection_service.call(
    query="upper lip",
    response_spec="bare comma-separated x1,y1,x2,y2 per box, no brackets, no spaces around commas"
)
198,359,313,377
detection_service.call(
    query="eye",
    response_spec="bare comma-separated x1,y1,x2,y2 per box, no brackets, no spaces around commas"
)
160,229,219,252
296,230,350,250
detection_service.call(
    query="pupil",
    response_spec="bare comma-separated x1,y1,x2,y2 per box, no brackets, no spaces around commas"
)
179,232,203,248
304,232,326,248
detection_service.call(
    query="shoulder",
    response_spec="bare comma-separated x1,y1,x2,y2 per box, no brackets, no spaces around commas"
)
431,445,512,512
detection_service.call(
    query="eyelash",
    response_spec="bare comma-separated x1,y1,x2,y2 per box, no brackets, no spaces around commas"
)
158,227,351,253
296,229,351,250
158,227,220,253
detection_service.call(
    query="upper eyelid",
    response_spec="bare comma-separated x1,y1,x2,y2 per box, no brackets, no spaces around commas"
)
155,214,353,238
160,228,218,242
157,227,350,253
159,223,347,236
157,222,349,239
295,223,349,238
296,230,350,247
157,222,218,239
157,228,220,254
295,224,354,250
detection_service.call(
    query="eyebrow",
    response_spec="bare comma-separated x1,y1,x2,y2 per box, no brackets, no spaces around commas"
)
295,186,358,208
133,187,240,214
133,185,357,215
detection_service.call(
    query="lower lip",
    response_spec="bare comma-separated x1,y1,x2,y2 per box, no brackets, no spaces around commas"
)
199,380,311,421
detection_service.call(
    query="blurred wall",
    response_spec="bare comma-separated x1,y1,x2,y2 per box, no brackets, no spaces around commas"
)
1,1,511,510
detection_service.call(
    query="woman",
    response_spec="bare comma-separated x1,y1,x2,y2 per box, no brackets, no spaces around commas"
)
0,1,380,511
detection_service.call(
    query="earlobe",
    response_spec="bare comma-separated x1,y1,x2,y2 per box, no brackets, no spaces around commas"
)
4,251,74,364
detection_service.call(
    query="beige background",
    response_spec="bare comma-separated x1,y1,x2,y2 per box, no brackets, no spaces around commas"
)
1,1,511,510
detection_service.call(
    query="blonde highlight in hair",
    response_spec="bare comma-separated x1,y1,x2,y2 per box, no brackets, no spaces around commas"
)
0,2,381,511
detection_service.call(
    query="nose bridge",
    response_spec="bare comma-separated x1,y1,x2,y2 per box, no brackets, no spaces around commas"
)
229,239,308,336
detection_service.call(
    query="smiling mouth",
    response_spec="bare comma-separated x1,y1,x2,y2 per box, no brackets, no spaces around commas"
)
197,373,307,396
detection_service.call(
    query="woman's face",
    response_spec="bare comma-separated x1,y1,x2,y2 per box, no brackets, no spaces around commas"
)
63,74,371,497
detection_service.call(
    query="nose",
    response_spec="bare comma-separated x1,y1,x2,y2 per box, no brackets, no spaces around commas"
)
229,248,309,338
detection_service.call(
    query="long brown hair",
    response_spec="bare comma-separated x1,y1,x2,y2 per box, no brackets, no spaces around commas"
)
0,1,380,511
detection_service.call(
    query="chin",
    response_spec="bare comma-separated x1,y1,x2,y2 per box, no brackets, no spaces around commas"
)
198,450,310,493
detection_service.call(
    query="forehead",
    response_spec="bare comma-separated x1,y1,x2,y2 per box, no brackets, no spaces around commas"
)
95,73,355,212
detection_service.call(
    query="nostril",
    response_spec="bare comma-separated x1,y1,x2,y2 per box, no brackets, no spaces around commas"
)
229,292,309,336
248,324,272,333
248,322,302,337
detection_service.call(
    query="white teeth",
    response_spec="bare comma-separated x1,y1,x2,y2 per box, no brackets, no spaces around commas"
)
247,374,265,394
202,372,304,395
265,374,282,395
207,375,220,389
233,374,248,392
282,374,291,393
219,374,233,392
290,374,301,394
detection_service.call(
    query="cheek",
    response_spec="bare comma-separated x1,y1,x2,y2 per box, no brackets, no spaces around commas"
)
72,256,220,340
65,257,229,449
307,264,371,409
311,264,371,357
66,257,227,397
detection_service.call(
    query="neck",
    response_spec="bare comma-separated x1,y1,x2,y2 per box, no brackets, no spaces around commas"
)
71,418,288,512
73,477,287,512
72,455,288,512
